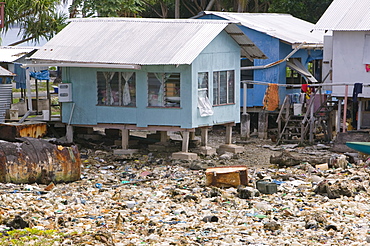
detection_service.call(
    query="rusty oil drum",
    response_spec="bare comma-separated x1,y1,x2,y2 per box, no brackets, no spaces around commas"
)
0,137,81,184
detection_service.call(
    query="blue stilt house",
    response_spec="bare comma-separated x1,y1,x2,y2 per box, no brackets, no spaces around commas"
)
26,18,266,158
195,12,324,138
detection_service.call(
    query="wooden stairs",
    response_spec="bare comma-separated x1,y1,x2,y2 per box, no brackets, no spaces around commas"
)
276,89,335,145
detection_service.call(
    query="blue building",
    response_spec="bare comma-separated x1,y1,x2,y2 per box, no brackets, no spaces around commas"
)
195,12,324,138
26,18,266,158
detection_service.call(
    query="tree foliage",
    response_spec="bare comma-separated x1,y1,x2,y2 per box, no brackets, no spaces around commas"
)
4,0,333,45
268,0,333,23
68,0,143,18
4,0,67,44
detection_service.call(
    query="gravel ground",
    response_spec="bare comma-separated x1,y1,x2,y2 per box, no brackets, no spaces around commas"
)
1,130,370,245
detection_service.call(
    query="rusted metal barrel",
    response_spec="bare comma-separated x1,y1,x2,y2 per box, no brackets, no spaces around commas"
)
0,137,81,184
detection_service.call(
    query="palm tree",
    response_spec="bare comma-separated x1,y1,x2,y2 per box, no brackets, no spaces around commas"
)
4,0,67,45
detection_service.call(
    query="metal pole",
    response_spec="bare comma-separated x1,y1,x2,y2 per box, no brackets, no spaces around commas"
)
343,85,348,132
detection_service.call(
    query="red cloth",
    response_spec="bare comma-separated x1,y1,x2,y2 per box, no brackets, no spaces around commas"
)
301,84,309,92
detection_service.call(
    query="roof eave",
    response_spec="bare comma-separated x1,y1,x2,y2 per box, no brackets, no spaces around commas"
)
24,60,142,69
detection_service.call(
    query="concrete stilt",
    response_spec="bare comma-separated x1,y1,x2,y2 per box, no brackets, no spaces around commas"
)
258,111,268,139
240,113,250,140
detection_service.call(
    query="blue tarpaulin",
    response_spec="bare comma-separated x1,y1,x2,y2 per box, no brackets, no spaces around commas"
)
30,70,50,81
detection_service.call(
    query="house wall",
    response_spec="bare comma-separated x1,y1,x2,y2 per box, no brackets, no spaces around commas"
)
330,31,370,98
60,30,241,129
197,13,323,108
61,65,191,127
191,30,241,127
238,25,282,107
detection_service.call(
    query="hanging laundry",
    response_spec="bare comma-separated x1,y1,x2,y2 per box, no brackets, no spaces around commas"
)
301,84,312,99
263,83,279,111
289,93,301,104
352,83,363,102
14,63,26,89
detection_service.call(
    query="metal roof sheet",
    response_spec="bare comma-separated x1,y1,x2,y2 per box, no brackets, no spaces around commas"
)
314,0,370,31
198,12,324,45
0,66,16,76
0,46,37,62
30,18,266,66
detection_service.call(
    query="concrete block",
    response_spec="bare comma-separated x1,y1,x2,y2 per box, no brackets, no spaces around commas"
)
172,152,198,160
196,146,217,156
217,144,244,154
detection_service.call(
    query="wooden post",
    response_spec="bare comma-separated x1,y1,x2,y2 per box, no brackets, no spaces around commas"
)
309,101,314,144
47,79,51,121
160,131,167,143
35,79,39,113
190,131,195,141
201,127,208,147
337,99,342,133
182,131,190,152
121,129,129,150
225,124,232,144
358,100,363,130
343,85,348,132
25,69,32,111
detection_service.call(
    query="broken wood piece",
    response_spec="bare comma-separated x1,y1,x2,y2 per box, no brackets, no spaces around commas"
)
270,150,329,167
205,166,248,188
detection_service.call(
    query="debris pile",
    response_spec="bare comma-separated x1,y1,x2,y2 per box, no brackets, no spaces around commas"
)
0,140,369,245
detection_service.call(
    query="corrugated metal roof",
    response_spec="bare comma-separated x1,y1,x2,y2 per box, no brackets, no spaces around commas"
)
0,46,37,62
314,0,370,31
30,18,266,66
0,66,16,76
198,12,324,45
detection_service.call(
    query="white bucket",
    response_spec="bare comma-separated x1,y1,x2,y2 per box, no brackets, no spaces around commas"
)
42,110,50,120
293,103,302,116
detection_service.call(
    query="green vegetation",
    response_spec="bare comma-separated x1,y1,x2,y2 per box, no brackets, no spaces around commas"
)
0,228,64,246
